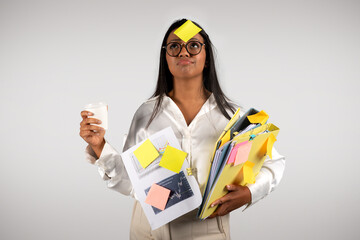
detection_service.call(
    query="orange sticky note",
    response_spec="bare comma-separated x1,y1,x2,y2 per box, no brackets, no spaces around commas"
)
133,139,159,169
159,145,187,173
242,161,255,185
174,20,202,42
145,183,171,211
266,134,277,159
234,141,253,166
247,110,269,125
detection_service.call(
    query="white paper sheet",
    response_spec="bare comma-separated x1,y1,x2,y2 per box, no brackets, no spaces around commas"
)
120,127,202,230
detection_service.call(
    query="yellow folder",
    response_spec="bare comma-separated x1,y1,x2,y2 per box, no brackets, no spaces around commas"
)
198,110,280,219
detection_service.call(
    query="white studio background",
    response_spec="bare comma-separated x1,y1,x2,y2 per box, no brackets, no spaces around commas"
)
1,0,359,239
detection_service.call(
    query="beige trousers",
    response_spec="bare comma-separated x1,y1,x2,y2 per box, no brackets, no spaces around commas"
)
130,201,230,240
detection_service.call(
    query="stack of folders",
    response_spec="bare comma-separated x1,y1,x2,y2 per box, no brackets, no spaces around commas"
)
197,108,280,219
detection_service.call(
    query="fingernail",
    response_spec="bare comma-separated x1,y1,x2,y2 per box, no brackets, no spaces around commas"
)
98,120,102,124
87,112,92,116
226,185,230,189
211,204,214,207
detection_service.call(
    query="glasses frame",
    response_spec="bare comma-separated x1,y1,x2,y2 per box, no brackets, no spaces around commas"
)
162,41,205,57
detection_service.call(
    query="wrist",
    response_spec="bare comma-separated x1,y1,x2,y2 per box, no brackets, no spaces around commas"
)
90,139,106,159
244,186,252,204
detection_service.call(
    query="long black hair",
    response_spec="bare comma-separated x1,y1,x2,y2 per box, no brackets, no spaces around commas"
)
146,18,236,128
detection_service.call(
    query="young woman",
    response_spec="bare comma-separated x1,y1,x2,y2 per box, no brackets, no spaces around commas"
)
79,19,285,240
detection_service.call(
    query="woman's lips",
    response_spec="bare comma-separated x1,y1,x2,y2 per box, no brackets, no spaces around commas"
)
177,59,193,65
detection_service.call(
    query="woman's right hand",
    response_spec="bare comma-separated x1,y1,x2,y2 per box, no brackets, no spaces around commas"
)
80,110,106,157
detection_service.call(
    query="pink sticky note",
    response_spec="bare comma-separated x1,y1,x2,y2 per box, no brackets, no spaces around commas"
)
234,141,253,166
227,147,238,164
145,183,171,211
227,141,248,164
227,142,245,164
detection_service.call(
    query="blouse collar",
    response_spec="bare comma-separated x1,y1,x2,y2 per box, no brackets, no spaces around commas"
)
162,93,216,128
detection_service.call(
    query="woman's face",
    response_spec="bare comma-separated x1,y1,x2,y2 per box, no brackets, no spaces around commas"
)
165,30,206,80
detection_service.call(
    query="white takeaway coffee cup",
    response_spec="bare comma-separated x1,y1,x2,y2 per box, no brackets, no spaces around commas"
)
84,102,108,130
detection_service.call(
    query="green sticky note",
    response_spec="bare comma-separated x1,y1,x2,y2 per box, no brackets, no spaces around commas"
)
133,139,159,169
174,20,202,43
159,145,187,173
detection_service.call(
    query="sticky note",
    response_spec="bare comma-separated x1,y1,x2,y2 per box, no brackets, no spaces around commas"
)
227,141,246,164
133,139,159,169
227,145,239,164
266,134,277,159
247,110,269,125
174,20,202,42
159,145,187,173
242,161,255,185
145,183,171,211
234,141,253,166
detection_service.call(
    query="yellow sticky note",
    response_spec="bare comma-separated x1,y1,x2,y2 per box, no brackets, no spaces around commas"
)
174,20,202,43
133,139,159,169
247,110,269,125
242,161,255,185
266,134,277,159
159,145,187,173
219,130,231,148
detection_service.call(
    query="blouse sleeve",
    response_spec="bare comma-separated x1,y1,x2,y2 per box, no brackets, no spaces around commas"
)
84,141,135,197
243,147,285,209
83,106,148,199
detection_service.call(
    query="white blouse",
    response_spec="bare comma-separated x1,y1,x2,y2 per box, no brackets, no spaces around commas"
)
85,93,285,207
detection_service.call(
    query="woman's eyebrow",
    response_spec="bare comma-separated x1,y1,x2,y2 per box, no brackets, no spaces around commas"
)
168,38,182,42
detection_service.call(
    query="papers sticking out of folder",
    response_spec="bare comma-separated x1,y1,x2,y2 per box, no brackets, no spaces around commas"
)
197,108,280,219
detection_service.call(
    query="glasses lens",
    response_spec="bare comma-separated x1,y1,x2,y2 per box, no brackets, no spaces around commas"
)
186,41,202,55
166,43,181,56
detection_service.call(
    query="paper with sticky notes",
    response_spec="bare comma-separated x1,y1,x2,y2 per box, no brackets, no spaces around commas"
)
198,108,280,220
159,145,187,173
174,20,202,42
145,183,171,211
121,127,202,230
133,139,160,169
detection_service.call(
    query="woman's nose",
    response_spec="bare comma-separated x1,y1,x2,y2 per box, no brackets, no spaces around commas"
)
178,43,189,57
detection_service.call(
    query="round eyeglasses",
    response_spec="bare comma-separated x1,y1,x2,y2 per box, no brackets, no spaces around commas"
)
162,41,205,57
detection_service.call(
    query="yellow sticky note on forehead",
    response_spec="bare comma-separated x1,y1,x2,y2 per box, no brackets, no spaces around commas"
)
174,20,202,42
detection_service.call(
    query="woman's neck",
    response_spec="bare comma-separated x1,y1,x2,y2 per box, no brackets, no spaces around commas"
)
167,76,211,126
168,76,210,103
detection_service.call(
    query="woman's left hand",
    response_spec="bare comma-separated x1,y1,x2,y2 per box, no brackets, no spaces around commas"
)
208,184,252,218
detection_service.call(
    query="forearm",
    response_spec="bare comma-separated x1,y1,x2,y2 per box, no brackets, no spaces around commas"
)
84,141,135,197
246,147,285,207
